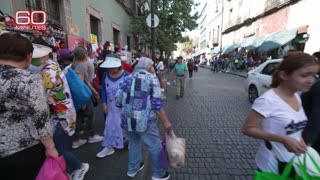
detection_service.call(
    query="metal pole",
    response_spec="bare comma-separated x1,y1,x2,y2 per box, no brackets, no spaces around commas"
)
219,0,224,57
151,0,155,61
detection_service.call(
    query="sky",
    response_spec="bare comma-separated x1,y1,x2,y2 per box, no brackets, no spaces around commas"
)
184,0,207,37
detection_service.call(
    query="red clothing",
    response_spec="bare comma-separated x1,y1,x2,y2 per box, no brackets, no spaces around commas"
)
122,62,133,73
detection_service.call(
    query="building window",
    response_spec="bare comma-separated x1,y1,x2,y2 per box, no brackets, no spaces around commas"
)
113,28,120,51
127,36,131,51
90,15,100,43
25,0,60,22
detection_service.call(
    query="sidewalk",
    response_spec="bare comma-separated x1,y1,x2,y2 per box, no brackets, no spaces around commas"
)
199,65,247,78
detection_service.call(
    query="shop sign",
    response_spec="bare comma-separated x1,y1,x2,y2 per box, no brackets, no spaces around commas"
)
67,34,84,51
90,34,98,44
68,23,80,36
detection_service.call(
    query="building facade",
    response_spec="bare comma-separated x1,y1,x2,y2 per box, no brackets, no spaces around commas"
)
0,0,146,52
191,0,320,59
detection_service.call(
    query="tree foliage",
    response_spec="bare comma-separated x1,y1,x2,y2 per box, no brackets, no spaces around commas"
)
181,36,193,54
130,0,199,57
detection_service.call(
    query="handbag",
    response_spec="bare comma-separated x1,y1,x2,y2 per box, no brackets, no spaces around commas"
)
254,153,320,180
64,65,92,111
294,149,320,180
254,158,295,180
36,156,69,180
165,130,186,168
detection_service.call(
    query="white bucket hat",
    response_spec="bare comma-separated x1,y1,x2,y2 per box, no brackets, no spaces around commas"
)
32,43,52,58
100,57,122,68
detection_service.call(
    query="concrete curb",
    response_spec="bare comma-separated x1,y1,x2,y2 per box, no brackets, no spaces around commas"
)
199,65,247,78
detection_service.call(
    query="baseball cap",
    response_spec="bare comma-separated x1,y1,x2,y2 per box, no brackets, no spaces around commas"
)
32,43,52,58
99,56,121,68
58,48,73,61
73,46,87,59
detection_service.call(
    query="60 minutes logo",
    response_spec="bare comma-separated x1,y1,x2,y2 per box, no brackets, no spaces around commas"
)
14,10,47,30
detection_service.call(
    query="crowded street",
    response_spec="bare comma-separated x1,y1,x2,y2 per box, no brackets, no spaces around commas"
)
1,0,320,180
72,68,259,180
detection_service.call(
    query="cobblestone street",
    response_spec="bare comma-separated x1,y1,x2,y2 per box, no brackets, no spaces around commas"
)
163,68,259,180
74,68,260,180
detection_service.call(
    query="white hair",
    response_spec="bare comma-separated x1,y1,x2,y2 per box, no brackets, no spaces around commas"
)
134,57,154,71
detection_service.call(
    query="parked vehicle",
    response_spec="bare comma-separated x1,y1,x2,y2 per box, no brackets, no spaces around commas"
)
244,59,282,103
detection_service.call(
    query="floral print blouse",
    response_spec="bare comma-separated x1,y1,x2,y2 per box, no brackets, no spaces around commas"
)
0,65,52,157
116,69,163,132
42,59,76,136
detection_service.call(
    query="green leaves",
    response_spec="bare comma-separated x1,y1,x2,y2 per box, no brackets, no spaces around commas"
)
130,0,199,56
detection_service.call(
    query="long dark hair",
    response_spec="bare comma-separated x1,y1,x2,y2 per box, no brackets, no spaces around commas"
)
270,52,318,88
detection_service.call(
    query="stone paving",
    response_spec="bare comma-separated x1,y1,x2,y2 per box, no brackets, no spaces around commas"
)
73,67,260,180
162,68,259,180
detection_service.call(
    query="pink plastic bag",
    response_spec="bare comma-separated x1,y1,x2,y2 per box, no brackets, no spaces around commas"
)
36,156,69,180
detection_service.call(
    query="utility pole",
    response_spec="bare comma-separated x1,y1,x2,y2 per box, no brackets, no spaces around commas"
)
219,0,224,58
151,0,155,61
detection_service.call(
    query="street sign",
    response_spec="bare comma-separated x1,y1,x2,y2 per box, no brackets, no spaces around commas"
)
146,14,159,28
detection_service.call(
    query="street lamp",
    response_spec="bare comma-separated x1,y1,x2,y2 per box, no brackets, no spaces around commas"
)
219,0,224,58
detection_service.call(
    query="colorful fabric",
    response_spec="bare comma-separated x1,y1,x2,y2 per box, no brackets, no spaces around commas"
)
0,65,52,157
42,60,76,136
116,69,162,132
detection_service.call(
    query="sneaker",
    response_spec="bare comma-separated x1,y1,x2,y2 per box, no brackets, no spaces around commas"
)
127,162,144,177
72,139,87,149
88,135,103,143
72,163,89,180
96,147,115,158
152,172,170,180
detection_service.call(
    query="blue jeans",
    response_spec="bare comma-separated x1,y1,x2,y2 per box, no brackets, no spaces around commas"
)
127,122,166,178
54,123,82,170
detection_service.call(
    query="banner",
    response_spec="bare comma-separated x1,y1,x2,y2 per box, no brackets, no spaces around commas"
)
67,34,84,51
90,34,98,44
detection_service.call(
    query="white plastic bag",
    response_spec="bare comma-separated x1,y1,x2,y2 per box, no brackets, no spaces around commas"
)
293,146,320,177
165,130,186,168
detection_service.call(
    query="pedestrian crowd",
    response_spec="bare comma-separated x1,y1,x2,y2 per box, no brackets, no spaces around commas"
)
0,32,178,180
3,31,320,180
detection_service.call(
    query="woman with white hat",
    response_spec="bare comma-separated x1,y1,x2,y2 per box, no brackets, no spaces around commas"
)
96,54,130,158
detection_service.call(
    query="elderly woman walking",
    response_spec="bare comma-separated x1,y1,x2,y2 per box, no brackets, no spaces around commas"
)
0,32,59,180
96,55,130,158
116,57,172,180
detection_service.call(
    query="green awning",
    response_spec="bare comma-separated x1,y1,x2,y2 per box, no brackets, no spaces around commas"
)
246,36,267,51
258,28,298,52
193,49,207,57
223,44,239,54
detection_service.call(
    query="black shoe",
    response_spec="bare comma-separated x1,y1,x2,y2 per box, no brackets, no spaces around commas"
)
180,95,183,98
176,95,179,100
152,172,170,180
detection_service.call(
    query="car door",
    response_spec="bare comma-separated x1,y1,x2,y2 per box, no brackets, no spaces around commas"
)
258,62,280,95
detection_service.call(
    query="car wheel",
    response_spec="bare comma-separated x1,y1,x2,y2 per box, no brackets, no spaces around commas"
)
248,85,258,103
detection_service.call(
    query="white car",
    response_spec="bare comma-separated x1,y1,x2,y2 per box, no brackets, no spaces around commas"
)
244,59,282,103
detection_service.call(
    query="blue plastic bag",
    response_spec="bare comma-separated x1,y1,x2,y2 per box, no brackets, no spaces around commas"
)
64,66,92,111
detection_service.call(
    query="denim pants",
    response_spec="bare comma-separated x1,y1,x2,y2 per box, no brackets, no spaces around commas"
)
127,122,166,178
54,123,82,170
